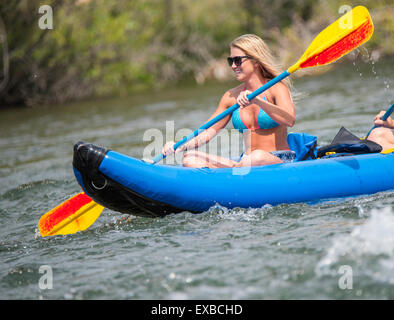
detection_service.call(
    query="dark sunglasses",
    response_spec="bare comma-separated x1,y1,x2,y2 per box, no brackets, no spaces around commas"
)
227,55,251,67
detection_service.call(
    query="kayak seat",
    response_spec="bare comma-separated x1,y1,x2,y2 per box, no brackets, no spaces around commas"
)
287,132,318,161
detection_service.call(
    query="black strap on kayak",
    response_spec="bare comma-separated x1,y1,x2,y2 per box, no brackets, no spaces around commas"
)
317,127,382,158
287,132,318,161
301,140,317,161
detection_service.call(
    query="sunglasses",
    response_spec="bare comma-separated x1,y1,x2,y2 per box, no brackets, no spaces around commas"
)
227,55,251,67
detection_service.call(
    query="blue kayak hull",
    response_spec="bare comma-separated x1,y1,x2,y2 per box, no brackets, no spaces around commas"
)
73,142,394,217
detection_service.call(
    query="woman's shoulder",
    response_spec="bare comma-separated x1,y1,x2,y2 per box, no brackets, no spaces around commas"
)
214,85,242,110
224,84,243,101
213,86,240,113
271,80,289,94
270,80,292,103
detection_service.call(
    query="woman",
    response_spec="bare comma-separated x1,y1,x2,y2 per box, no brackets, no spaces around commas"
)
162,34,295,168
367,111,394,151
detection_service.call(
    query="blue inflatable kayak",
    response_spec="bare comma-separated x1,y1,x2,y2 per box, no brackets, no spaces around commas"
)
72,139,394,218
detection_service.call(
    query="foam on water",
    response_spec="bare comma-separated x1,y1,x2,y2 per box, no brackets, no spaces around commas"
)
316,206,394,283
206,203,273,222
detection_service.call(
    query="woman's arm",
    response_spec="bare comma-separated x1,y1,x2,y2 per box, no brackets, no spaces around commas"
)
237,82,295,127
162,91,233,155
182,91,233,150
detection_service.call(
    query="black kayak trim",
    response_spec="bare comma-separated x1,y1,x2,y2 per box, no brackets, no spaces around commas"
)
73,141,191,218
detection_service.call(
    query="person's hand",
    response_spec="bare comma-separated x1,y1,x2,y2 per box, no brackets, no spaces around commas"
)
162,141,185,156
162,141,176,156
237,90,252,108
374,111,394,129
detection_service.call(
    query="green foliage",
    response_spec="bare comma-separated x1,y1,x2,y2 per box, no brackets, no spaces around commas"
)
0,0,392,107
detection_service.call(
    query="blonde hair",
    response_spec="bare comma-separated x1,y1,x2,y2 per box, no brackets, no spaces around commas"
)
230,34,292,90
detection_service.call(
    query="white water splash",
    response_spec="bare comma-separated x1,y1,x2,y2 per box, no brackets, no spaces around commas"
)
207,203,273,222
316,206,394,282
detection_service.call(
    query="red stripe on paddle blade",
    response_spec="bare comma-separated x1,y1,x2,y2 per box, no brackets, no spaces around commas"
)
38,193,93,235
300,20,373,69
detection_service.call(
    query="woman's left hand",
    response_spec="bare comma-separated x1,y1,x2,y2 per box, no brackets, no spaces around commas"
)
237,90,252,108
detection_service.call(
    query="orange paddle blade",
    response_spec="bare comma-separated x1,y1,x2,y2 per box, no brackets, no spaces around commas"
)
39,193,104,237
288,6,374,73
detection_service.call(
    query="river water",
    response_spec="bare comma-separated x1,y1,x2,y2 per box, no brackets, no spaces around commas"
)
0,56,393,300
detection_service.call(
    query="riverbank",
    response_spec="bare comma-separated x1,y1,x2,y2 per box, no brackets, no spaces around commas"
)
0,0,393,108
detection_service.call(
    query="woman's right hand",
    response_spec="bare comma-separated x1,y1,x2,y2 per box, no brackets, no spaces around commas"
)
374,111,394,129
162,141,186,156
162,141,176,156
237,90,252,108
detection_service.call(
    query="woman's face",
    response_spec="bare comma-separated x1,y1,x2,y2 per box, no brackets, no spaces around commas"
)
230,46,258,82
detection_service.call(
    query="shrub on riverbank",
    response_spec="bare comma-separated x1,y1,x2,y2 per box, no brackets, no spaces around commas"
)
0,0,392,107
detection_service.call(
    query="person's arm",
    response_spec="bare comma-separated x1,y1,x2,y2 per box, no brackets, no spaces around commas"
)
237,82,295,127
162,91,233,155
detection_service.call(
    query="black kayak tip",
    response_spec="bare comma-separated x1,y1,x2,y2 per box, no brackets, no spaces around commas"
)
73,141,108,173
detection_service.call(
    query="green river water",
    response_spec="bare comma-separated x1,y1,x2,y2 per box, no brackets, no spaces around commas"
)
0,55,393,300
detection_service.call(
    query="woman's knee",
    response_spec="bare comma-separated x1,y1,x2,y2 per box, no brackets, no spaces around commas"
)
238,150,282,167
368,127,393,144
253,150,282,163
182,152,196,167
251,150,268,159
182,151,205,167
369,127,387,139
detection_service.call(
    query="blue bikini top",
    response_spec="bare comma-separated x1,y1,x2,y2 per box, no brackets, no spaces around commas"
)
232,94,279,133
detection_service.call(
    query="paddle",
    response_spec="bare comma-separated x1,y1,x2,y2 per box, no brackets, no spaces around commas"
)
38,6,374,236
153,5,374,164
365,103,394,138
38,193,104,237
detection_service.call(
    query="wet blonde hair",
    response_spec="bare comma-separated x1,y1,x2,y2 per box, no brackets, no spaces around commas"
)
230,34,292,90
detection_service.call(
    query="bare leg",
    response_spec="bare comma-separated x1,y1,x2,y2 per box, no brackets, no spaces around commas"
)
367,127,394,152
235,150,282,167
182,150,282,168
183,151,237,168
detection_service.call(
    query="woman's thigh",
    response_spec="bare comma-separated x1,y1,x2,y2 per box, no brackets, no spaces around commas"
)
182,151,237,168
236,150,282,167
183,149,284,168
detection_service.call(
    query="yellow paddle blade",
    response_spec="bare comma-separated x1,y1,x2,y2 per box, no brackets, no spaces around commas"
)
288,6,374,73
38,192,104,237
